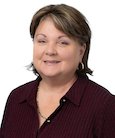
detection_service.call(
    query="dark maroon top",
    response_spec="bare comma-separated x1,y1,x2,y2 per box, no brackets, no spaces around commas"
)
0,76,115,138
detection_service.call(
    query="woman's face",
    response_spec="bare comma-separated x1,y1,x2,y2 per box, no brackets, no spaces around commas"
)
33,17,86,79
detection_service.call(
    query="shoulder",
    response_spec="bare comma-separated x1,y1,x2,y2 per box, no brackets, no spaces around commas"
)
78,76,113,100
82,77,115,111
86,77,115,116
87,79,115,136
86,78,113,98
12,78,38,92
6,77,40,104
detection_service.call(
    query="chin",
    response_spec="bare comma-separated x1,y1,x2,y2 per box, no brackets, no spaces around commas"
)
40,71,61,78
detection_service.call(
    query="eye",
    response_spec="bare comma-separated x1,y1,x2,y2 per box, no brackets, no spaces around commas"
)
35,38,47,45
37,40,46,43
61,41,69,45
58,40,69,46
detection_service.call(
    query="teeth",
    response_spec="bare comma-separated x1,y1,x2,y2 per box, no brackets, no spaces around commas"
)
44,61,60,63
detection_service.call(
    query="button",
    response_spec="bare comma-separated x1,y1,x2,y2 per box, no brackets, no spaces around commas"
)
47,119,51,123
62,99,66,102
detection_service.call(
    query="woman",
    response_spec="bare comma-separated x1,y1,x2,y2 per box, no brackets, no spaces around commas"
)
0,4,115,138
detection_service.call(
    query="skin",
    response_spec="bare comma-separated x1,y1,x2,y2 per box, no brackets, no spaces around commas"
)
33,17,86,85
33,17,86,127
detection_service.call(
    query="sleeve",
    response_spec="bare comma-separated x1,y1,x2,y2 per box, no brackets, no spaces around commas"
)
0,127,3,138
0,93,12,138
101,95,115,137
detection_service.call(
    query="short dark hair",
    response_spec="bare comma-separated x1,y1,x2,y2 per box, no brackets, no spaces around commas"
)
29,4,93,76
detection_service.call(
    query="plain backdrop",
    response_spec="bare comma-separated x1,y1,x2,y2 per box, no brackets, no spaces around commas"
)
0,0,115,123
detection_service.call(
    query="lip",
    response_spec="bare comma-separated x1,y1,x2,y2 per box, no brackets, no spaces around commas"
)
43,60,61,64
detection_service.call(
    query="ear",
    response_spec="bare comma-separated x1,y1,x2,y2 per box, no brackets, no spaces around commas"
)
80,43,86,57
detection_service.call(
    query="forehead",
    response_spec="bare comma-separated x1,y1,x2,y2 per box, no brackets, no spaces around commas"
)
37,16,72,35
35,16,82,44
35,17,68,36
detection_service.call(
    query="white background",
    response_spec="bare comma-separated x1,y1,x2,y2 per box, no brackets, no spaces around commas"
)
0,0,115,123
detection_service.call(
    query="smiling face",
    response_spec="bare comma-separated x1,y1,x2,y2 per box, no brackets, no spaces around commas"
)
33,17,86,80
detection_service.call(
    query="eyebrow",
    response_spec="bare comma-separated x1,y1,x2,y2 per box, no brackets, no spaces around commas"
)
58,35,68,39
35,33,69,39
35,34,47,38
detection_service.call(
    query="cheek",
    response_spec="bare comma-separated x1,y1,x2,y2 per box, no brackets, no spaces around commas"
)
63,50,80,62
33,47,37,60
63,50,81,69
33,49,41,66
33,46,41,59
33,48,37,58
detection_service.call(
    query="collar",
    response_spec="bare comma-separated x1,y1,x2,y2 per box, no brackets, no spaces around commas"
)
18,76,89,107
17,77,41,104
64,76,89,106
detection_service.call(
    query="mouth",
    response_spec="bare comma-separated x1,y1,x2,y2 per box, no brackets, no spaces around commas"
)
44,60,61,64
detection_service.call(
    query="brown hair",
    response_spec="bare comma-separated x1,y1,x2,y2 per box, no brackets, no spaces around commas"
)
29,4,93,76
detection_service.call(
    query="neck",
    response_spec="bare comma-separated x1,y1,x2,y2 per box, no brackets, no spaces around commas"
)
39,74,77,94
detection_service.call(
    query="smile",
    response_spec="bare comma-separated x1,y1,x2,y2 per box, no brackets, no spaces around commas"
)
44,60,61,65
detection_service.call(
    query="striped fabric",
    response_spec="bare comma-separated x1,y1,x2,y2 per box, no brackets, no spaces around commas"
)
0,76,115,138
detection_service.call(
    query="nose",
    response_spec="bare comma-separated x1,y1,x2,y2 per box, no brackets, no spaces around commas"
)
45,42,57,56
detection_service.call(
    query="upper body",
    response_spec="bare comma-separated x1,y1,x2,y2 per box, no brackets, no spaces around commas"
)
0,75,115,138
1,4,115,138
